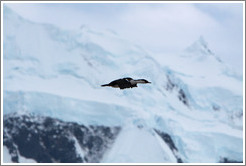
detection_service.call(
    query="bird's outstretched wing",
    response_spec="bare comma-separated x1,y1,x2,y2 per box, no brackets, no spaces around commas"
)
117,79,132,89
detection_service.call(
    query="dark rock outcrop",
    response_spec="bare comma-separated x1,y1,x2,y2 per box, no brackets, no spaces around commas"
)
3,113,121,163
154,129,183,163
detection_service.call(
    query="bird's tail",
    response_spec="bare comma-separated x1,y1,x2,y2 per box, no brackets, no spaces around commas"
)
101,84,109,87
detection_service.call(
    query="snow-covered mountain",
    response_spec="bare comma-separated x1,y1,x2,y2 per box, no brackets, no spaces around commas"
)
3,6,244,163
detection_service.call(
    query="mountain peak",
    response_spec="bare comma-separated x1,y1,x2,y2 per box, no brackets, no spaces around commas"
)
197,36,208,47
183,36,222,63
185,36,214,56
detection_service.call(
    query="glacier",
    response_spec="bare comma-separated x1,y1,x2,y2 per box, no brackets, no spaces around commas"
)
2,5,244,163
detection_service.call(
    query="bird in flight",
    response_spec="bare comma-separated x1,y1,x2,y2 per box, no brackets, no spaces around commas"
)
101,77,151,89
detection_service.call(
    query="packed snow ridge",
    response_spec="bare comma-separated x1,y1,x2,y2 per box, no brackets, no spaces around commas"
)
3,6,243,163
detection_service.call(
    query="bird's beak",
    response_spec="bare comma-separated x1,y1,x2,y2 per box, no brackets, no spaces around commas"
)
147,81,151,83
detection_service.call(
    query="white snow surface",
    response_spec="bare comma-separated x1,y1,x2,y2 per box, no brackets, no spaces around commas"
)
3,146,12,163
102,125,177,163
3,6,244,163
3,146,37,163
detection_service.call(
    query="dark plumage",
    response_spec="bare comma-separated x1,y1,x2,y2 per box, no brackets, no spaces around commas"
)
101,77,151,89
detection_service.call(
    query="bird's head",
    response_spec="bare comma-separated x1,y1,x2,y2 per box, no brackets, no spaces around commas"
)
135,79,151,84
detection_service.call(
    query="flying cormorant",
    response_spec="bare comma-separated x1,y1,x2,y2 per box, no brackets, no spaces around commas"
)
101,77,151,89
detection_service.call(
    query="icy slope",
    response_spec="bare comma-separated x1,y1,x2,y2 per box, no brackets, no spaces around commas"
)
157,36,243,129
3,6,243,163
102,125,182,163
